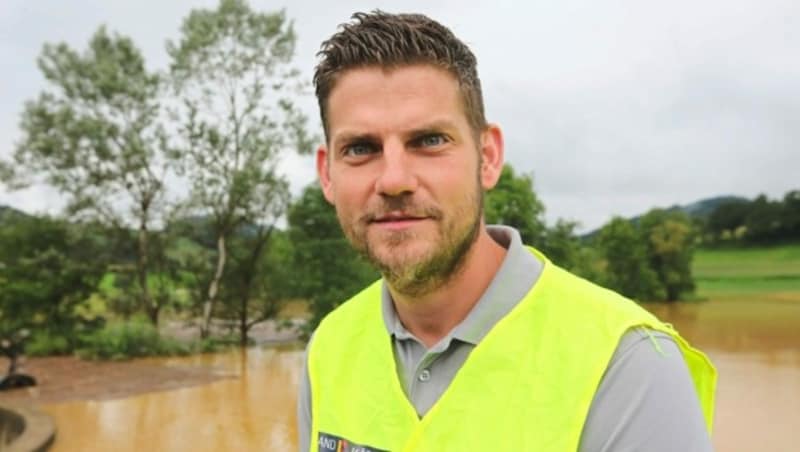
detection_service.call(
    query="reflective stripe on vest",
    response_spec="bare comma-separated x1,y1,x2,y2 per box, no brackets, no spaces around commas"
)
308,247,716,452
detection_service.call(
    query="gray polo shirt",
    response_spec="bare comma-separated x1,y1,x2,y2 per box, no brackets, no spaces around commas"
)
298,226,712,451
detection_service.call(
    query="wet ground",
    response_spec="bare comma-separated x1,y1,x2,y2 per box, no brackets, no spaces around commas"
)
0,355,235,404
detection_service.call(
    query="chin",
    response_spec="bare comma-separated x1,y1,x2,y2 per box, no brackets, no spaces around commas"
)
372,241,434,271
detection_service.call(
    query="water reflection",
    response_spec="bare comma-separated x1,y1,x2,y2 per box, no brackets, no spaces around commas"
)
41,300,799,452
646,299,800,364
44,347,303,452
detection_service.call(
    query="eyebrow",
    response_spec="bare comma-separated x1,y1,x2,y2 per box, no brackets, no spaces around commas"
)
406,120,459,139
331,119,460,146
332,131,381,147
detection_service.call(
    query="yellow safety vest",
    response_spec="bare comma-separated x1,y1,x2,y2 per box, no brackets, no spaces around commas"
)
307,248,716,452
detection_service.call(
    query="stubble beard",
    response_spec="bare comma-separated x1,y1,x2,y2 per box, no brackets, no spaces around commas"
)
341,188,483,298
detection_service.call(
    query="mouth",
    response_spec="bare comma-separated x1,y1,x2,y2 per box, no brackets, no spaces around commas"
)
369,212,430,230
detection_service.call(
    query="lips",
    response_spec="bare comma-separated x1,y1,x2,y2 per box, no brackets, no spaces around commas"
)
367,211,431,232
371,212,427,223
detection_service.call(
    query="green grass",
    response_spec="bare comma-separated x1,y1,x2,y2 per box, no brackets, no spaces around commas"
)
694,243,800,278
693,244,800,300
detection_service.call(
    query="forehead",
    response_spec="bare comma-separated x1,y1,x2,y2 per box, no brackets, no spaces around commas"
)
326,64,468,138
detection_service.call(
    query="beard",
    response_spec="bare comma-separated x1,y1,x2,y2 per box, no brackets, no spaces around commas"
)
339,187,483,298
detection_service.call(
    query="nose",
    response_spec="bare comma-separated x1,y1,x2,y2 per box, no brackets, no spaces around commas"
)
374,140,418,196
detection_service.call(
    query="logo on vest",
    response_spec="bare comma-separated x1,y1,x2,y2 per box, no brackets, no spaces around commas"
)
318,432,387,452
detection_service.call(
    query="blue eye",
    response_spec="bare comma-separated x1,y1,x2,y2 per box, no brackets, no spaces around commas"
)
418,134,447,147
344,143,376,156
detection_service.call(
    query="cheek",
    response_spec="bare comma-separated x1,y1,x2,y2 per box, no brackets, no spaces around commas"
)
433,161,480,193
330,175,371,212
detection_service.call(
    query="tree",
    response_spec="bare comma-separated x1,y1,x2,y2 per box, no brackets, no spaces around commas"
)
161,220,216,321
166,0,312,337
485,164,547,245
596,217,663,301
0,216,107,348
287,186,378,337
540,219,582,270
707,199,750,242
639,209,696,301
219,220,293,347
484,164,588,270
5,27,170,325
744,195,786,244
784,190,800,237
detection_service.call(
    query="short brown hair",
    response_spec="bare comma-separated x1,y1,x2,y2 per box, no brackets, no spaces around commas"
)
314,11,486,141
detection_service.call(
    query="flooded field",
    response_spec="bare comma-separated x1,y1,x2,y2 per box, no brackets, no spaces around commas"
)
43,348,304,451
34,298,800,451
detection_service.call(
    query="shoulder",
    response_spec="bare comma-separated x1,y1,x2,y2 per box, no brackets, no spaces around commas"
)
579,328,713,452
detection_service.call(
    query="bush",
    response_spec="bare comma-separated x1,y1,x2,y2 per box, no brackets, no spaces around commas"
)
25,330,71,356
77,321,189,360
193,335,239,354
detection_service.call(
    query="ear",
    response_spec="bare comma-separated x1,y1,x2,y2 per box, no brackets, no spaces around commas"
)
316,145,335,204
479,124,504,190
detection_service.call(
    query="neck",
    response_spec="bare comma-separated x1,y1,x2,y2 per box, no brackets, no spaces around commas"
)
388,225,506,348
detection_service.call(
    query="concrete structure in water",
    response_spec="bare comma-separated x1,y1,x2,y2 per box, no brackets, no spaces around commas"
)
0,403,55,452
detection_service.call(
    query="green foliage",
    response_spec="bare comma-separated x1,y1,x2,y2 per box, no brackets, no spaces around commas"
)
704,190,800,245
539,219,585,272
569,245,607,284
640,209,696,301
25,330,71,356
0,215,108,343
597,217,664,300
785,190,800,236
217,226,294,345
76,320,189,360
485,165,547,245
12,25,166,203
166,0,312,337
0,206,30,224
5,25,173,326
287,186,378,337
707,199,750,240
744,195,788,243
484,164,587,270
596,210,697,301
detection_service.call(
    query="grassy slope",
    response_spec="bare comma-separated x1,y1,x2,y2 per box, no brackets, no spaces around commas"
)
693,244,800,301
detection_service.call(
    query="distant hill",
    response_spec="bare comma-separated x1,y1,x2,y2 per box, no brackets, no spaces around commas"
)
583,195,750,239
666,195,750,219
0,205,31,224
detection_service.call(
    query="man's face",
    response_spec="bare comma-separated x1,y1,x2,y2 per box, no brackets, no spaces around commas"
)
317,64,502,296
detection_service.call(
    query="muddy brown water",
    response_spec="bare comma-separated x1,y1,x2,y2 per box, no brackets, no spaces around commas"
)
39,299,799,452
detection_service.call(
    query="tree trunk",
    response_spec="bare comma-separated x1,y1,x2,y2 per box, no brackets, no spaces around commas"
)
239,293,248,347
667,286,679,303
148,303,161,326
236,225,272,347
201,234,227,338
137,217,156,326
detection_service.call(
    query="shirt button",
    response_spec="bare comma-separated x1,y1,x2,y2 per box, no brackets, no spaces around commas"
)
418,369,431,382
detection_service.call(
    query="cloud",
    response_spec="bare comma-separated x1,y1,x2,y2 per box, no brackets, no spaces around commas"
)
1,0,798,231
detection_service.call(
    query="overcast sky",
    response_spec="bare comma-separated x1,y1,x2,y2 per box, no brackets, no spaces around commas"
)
1,0,798,231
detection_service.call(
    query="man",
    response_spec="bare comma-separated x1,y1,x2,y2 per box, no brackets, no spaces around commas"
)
299,11,716,452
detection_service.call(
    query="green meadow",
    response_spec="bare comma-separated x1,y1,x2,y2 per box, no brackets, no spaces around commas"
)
693,244,800,302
